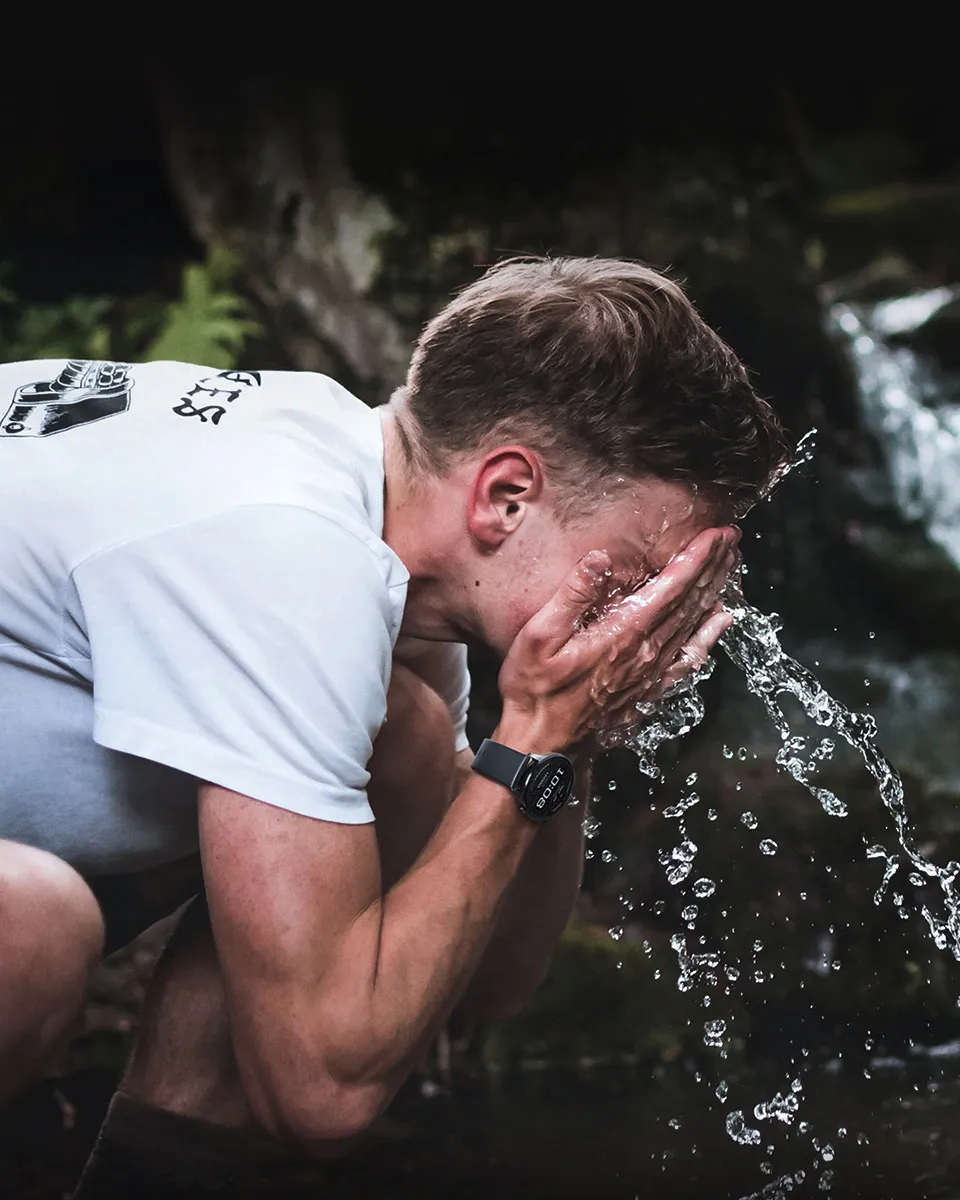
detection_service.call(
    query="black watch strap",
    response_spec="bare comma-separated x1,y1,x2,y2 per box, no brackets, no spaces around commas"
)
472,738,530,794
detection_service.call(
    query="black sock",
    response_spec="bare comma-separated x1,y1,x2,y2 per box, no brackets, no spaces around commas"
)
70,1090,307,1198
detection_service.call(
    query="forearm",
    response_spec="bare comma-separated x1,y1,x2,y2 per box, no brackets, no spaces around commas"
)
337,775,535,1067
455,756,591,1023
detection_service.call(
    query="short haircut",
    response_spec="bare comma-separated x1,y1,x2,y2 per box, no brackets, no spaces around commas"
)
403,256,789,516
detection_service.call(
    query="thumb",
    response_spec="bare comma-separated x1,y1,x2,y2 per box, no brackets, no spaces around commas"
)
530,550,612,655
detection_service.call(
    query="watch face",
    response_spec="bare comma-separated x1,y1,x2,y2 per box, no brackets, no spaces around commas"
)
524,755,575,821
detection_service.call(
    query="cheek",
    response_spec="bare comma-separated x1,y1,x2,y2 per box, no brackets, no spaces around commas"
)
508,568,567,637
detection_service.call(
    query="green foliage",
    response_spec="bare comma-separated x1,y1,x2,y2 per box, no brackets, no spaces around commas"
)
0,247,260,367
0,292,112,362
141,247,260,368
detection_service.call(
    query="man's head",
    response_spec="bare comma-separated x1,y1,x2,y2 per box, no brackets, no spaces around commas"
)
383,256,789,653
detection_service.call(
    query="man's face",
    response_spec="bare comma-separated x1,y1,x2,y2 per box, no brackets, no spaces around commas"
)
485,476,730,656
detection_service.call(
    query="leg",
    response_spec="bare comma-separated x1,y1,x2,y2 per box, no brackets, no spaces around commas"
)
72,666,456,1193
0,840,104,1105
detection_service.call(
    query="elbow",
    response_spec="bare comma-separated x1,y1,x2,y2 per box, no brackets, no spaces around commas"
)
251,1078,389,1150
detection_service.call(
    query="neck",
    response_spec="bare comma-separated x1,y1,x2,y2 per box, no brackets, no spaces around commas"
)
380,407,475,642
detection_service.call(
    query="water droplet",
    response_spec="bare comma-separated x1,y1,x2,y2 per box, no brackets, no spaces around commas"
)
664,791,700,819
601,849,616,863
607,779,617,791
686,772,698,785
716,1080,729,1101
737,747,748,761
584,848,594,860
831,960,841,971
753,970,765,984
741,812,758,830
753,940,763,952
726,1110,761,1145
725,965,740,981
668,1117,681,1130
693,878,716,898
760,839,778,856
799,1121,810,1134
754,1090,800,1125
821,1144,834,1163
608,926,623,941
707,808,718,821
868,631,876,639
682,905,698,923
722,745,734,760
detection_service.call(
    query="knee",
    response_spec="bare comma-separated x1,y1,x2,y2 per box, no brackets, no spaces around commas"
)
0,841,104,976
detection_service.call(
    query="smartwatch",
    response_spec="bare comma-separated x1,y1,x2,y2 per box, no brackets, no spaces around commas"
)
471,738,575,822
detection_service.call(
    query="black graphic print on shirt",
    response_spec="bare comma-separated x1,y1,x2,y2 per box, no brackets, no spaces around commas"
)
0,360,133,438
171,370,262,425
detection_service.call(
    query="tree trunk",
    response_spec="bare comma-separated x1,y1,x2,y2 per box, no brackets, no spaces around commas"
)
150,68,409,400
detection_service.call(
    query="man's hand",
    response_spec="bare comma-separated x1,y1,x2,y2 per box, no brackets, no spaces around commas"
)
497,526,739,751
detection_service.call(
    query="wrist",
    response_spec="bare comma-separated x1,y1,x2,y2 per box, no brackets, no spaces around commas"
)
475,728,578,826
493,710,567,758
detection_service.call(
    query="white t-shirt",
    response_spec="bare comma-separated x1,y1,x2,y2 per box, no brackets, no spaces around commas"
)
0,359,470,876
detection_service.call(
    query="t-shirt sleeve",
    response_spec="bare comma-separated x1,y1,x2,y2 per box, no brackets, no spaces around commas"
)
71,505,403,825
392,637,472,753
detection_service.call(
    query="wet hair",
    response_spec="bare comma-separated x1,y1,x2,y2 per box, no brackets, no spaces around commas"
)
401,256,790,517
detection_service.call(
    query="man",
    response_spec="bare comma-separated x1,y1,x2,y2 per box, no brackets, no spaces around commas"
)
0,257,786,1193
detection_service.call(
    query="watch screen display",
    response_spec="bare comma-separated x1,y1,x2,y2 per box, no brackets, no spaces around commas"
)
526,756,575,818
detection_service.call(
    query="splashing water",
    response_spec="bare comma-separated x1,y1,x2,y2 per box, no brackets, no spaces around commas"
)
719,596,960,959
602,475,960,960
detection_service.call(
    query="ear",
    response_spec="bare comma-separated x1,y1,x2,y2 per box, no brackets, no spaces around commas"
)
466,447,544,550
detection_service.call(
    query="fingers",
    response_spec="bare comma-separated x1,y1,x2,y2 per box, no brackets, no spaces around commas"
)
654,607,735,698
599,606,735,733
522,549,613,657
644,540,738,669
589,531,737,690
587,527,737,653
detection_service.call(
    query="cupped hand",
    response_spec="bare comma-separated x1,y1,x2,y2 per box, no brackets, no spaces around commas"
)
497,526,740,753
